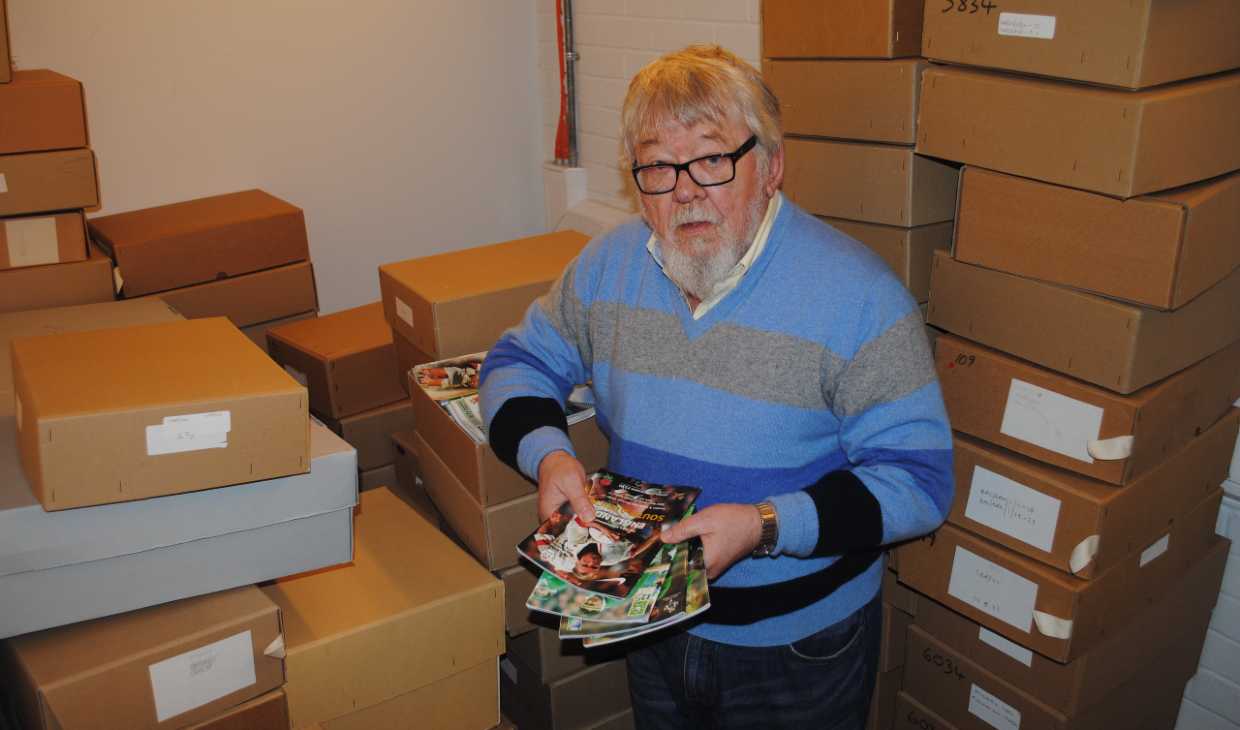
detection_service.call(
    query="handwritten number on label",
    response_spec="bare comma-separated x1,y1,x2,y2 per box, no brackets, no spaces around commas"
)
922,647,966,680
942,0,998,13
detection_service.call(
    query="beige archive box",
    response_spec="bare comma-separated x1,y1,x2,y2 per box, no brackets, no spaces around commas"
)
151,261,318,329
762,0,925,58
920,0,1240,89
260,487,503,729
0,149,98,218
824,217,951,302
0,243,114,316
764,59,926,145
11,317,309,510
0,210,88,272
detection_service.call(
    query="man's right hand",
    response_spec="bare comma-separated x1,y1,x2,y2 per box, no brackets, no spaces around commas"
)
537,450,595,523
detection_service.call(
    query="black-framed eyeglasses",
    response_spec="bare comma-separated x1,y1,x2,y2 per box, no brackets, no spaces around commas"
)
631,135,757,195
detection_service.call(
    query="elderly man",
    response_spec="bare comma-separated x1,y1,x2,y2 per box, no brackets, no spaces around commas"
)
481,45,952,729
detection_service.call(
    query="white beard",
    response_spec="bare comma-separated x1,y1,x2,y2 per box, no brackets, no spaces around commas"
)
657,194,767,302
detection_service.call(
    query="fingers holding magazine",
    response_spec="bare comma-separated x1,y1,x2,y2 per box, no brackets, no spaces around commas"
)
660,503,765,580
537,449,595,523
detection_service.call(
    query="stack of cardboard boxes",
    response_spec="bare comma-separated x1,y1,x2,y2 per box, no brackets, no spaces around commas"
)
0,66,112,314
88,189,320,349
378,231,638,729
887,2,1240,729
265,301,413,493
762,0,959,309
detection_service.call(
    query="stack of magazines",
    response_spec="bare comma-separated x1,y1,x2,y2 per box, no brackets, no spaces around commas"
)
412,353,595,444
517,470,711,646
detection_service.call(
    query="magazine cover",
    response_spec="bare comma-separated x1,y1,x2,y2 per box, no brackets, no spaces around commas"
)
516,470,699,600
411,352,486,401
581,536,710,647
528,543,676,625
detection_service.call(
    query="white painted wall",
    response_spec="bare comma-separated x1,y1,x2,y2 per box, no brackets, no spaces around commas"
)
8,0,546,314
537,0,762,215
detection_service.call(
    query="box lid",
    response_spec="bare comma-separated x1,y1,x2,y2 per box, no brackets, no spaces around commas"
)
12,317,303,416
379,231,588,305
0,298,183,417
268,301,392,359
0,418,356,580
88,190,300,250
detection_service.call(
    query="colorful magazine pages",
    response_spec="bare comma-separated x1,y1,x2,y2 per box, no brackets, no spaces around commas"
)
581,537,710,647
555,544,678,634
516,471,699,600
411,352,486,402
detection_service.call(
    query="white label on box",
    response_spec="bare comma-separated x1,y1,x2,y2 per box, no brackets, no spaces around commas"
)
5,217,60,268
965,466,1061,553
0,174,7,194
998,12,1056,40
146,410,231,456
978,627,1034,667
969,683,1022,730
283,364,308,387
1000,379,1103,463
948,546,1038,632
1140,534,1170,567
148,630,257,722
395,297,414,328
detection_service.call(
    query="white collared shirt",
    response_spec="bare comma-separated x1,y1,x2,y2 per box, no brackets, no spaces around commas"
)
646,192,783,320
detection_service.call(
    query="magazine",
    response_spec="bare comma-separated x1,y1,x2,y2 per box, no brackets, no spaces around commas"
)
516,470,699,600
442,388,597,446
411,352,486,401
579,536,711,647
527,542,677,625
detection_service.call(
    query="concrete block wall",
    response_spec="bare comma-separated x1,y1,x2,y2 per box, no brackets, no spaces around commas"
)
536,0,761,215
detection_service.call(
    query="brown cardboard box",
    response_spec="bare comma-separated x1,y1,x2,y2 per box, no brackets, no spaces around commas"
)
0,241,113,315
0,210,87,271
498,563,540,637
393,330,431,395
933,333,1240,484
410,370,609,506
507,626,626,684
784,138,958,226
953,168,1240,310
909,536,1228,715
824,217,951,302
883,562,920,614
895,489,1222,662
928,252,1240,393
378,230,589,359
947,410,1239,577
894,691,957,730
880,601,915,674
0,297,182,417
867,667,903,730
359,463,397,492
916,66,1240,198
762,0,924,59
414,429,539,571
500,656,631,730
314,660,498,730
1,586,284,730
151,261,318,329
240,311,315,354
763,59,926,144
261,487,503,729
12,317,309,510
0,70,88,154
184,689,289,730
587,709,635,730
267,302,403,420
0,148,98,217
921,0,1240,89
902,622,1198,730
89,190,310,297
324,399,414,470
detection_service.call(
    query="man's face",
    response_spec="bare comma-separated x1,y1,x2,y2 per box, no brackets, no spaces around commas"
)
634,118,784,300
573,551,602,579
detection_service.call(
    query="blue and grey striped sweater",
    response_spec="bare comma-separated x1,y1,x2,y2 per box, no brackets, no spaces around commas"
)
480,200,953,646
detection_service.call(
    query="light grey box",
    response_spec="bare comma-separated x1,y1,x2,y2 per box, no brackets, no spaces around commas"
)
0,419,357,639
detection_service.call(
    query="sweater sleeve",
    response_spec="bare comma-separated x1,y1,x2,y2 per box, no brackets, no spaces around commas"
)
772,274,954,558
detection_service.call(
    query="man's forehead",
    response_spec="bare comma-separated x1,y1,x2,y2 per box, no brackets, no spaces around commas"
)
635,119,740,151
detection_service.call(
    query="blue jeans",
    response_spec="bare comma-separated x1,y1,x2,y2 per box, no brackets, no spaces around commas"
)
626,593,881,730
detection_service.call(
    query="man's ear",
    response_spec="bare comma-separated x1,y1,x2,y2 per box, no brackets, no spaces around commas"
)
764,143,785,197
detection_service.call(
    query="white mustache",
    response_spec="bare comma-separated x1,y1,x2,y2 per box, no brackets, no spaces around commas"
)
670,206,720,228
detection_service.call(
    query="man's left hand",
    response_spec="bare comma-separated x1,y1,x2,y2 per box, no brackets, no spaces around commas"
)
660,503,763,580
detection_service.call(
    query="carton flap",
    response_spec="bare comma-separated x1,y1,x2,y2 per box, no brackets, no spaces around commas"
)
0,420,356,578
268,301,392,360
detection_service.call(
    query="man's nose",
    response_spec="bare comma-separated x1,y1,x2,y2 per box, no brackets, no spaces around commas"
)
672,168,706,203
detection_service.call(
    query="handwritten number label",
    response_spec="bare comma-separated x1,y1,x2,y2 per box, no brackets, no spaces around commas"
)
943,0,998,13
921,647,966,681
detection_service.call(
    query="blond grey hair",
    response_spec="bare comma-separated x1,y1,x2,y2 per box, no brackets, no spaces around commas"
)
620,45,782,168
